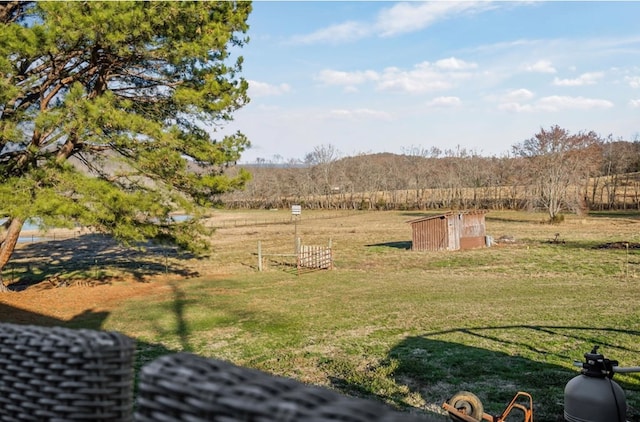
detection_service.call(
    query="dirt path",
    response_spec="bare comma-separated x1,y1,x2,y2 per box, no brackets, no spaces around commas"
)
0,276,174,325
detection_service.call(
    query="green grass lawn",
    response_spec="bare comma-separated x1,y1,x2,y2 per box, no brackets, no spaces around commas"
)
94,210,640,421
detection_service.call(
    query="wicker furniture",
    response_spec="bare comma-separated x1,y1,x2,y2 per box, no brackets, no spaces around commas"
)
0,323,440,421
0,323,136,422
135,352,440,422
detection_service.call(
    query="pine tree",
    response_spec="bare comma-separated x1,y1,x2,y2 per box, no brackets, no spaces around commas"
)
0,1,253,291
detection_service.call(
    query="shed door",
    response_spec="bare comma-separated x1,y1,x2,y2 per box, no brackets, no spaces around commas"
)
448,214,462,250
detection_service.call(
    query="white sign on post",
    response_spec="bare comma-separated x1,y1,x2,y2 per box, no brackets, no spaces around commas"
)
291,205,302,216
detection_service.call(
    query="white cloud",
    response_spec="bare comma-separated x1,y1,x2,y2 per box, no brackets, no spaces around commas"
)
553,72,604,86
374,2,494,37
315,69,378,86
626,76,640,88
377,60,476,94
317,58,477,94
435,57,478,70
503,89,535,102
498,102,533,112
289,1,500,44
426,96,462,107
248,80,291,97
630,99,640,108
523,60,556,74
501,95,614,113
289,21,370,44
328,108,393,121
536,96,613,111
377,64,452,93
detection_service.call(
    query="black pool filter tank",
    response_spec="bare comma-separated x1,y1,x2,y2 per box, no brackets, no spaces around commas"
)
564,346,626,422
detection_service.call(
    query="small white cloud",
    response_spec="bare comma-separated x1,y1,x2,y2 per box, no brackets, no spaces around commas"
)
630,99,640,108
426,96,462,107
626,76,640,88
524,60,556,74
535,95,613,111
376,59,475,94
377,68,451,93
498,102,533,112
435,57,478,71
328,108,393,121
503,89,535,102
248,80,291,97
289,21,370,45
499,95,613,113
553,72,603,86
315,69,379,86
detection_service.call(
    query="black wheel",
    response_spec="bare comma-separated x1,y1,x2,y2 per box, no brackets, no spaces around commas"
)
447,390,484,421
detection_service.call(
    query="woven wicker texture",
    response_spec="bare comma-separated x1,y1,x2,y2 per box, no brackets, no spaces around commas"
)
135,353,440,422
0,323,136,422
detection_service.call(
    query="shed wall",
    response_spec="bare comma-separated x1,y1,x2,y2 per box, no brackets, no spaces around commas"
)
448,214,461,251
411,216,448,251
459,212,486,250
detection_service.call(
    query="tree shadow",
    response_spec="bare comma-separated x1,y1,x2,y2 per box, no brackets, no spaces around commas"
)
145,282,195,353
386,325,640,421
0,302,110,330
325,325,640,421
4,233,200,291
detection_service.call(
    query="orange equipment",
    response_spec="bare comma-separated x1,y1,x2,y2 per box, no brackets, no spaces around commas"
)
442,390,533,422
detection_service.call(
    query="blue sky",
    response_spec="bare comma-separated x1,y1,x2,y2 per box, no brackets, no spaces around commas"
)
220,1,640,164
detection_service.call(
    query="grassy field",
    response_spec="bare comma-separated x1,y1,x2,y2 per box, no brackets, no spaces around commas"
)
8,209,640,421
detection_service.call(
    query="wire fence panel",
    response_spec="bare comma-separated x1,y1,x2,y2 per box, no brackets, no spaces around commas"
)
298,245,333,270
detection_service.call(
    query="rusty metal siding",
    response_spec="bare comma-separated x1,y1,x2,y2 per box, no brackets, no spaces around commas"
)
460,236,486,249
411,216,448,251
461,212,486,237
459,211,487,250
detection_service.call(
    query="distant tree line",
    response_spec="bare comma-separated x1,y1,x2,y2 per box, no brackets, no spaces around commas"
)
219,127,640,218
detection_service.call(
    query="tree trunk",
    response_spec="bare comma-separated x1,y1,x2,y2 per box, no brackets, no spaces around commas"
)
0,217,24,292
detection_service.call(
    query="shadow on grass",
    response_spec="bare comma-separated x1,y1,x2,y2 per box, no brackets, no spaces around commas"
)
387,325,640,421
536,238,640,252
486,215,545,224
366,240,412,250
324,325,640,421
588,211,640,220
4,233,200,291
0,302,110,330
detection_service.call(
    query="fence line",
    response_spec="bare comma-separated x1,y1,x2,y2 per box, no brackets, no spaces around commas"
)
212,212,357,229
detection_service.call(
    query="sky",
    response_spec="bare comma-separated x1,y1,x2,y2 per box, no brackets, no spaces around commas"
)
218,1,640,164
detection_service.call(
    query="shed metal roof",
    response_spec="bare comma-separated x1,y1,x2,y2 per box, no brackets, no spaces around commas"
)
407,209,488,225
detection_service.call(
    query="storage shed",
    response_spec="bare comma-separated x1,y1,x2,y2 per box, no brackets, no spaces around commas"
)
408,210,488,252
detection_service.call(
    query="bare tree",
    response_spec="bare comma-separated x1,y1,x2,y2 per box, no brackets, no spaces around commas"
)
512,125,602,221
597,138,640,209
400,146,441,209
305,144,341,207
